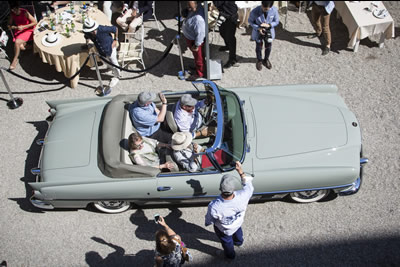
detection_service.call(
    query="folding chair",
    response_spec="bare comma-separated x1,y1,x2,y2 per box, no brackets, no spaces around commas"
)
148,1,161,31
117,23,145,71
0,3,10,59
20,2,37,21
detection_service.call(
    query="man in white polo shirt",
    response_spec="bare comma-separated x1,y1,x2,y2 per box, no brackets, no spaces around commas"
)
205,161,254,259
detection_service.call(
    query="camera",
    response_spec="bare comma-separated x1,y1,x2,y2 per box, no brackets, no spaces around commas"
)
216,15,226,27
260,26,273,43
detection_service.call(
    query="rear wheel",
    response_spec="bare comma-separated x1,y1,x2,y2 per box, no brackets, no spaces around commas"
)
93,201,131,213
289,190,330,203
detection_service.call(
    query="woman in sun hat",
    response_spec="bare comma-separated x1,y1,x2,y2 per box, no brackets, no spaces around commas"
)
171,132,205,172
83,17,120,90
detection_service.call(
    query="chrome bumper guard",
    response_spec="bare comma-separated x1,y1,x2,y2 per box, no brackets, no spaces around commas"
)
30,196,54,210
339,158,368,196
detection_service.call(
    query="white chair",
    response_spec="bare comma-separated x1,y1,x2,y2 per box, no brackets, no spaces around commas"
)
147,1,161,31
118,23,145,70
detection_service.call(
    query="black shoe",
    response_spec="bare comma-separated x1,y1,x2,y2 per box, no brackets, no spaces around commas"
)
256,61,263,71
322,47,330,56
263,59,272,69
224,60,239,69
219,46,229,52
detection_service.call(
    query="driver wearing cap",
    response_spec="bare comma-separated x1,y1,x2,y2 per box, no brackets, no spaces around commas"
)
173,94,215,138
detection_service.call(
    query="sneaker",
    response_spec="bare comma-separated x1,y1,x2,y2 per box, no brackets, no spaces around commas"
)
234,242,244,248
223,60,239,69
322,47,330,56
109,77,119,88
218,46,229,52
256,60,263,71
263,59,272,69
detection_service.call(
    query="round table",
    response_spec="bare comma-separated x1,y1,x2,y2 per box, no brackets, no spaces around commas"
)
33,5,111,88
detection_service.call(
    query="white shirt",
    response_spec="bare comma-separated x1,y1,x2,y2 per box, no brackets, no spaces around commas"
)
174,100,205,136
205,176,254,235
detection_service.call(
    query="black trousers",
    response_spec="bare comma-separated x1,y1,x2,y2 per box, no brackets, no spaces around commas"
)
219,16,237,62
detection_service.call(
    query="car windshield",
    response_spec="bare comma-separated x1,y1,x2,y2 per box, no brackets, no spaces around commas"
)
193,81,246,172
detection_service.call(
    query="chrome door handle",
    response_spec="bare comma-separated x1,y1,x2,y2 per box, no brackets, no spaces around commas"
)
157,186,172,192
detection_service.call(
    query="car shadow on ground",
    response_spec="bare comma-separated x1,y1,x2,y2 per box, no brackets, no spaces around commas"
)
9,121,48,213
130,208,219,256
85,236,154,267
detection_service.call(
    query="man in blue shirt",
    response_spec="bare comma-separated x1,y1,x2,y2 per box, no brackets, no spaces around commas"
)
129,91,172,143
182,1,206,81
248,1,279,71
83,18,120,90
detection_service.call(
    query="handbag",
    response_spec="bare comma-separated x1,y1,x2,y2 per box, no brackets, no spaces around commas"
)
172,237,192,263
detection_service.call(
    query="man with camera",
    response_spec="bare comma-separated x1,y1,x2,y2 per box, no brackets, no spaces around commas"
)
205,161,254,260
213,1,239,69
248,1,279,71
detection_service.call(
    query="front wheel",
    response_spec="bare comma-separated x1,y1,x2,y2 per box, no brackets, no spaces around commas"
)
289,189,330,203
93,201,131,213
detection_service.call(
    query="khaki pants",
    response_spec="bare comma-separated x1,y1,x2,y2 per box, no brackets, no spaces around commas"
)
311,3,332,47
116,9,143,33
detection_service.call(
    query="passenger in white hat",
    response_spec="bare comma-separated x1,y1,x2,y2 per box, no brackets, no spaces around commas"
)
171,132,205,172
83,17,120,91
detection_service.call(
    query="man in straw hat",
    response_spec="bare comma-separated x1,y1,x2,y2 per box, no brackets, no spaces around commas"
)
83,17,120,91
129,91,172,144
171,132,205,172
205,161,254,259
173,94,216,139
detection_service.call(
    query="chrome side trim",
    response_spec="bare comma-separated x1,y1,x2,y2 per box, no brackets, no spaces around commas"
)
30,196,54,210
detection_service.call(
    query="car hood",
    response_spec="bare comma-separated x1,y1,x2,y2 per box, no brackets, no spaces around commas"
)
249,94,347,159
41,102,102,171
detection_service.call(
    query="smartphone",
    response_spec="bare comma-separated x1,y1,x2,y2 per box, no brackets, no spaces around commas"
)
154,214,160,223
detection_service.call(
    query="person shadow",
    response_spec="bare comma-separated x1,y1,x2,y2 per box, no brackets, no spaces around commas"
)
130,208,219,256
85,236,154,267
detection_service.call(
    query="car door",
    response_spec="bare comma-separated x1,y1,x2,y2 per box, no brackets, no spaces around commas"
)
156,172,221,203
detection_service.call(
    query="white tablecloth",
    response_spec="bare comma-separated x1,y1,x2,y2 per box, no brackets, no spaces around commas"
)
33,5,111,88
335,1,394,51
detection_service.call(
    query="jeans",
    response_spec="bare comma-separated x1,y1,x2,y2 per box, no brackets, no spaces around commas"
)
214,225,244,259
256,40,272,61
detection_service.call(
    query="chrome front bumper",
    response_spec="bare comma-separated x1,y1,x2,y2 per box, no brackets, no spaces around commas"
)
338,158,368,196
30,196,54,210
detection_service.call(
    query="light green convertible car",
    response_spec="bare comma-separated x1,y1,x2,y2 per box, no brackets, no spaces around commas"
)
29,81,368,213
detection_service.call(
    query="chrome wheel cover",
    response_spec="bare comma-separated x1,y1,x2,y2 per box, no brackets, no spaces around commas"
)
290,189,329,203
94,201,130,213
